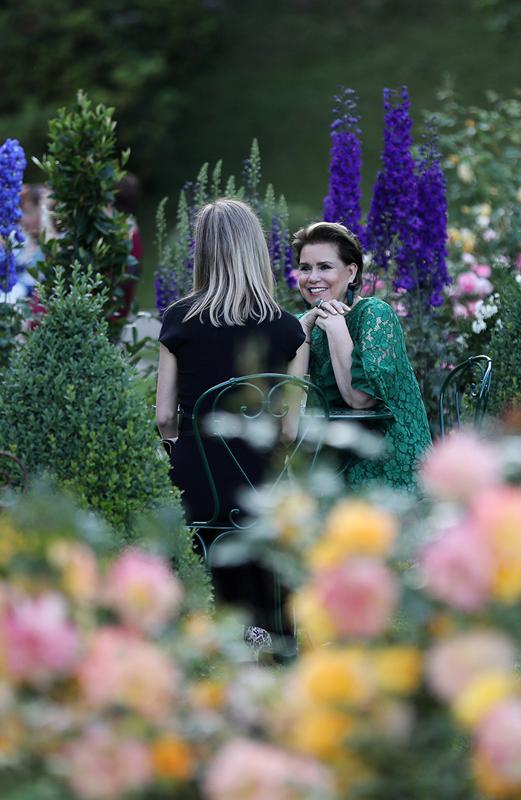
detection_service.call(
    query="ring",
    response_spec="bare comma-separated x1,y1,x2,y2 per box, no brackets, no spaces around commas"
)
314,298,324,309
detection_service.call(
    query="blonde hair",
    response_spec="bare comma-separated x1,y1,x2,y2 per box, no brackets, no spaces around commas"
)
181,198,281,326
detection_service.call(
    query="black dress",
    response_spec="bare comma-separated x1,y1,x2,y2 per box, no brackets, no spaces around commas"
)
159,298,305,630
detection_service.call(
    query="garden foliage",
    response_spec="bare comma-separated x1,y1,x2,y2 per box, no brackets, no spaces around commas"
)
34,91,133,332
432,88,521,354
154,139,298,314
486,273,521,415
0,0,221,190
0,266,175,537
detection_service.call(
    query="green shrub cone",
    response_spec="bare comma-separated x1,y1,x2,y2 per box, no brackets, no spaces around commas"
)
0,266,209,608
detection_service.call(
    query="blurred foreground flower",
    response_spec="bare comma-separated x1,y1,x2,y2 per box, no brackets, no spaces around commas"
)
420,429,501,501
204,737,335,800
104,548,183,633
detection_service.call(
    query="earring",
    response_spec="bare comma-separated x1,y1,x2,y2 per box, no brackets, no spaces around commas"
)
346,284,355,307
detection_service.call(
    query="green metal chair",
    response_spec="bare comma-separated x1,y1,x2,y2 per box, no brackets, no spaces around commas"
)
188,372,330,657
438,355,492,438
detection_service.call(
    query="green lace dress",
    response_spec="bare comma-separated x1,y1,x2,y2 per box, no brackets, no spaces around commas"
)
305,297,431,491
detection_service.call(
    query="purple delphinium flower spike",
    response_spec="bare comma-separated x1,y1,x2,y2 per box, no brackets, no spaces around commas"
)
416,126,450,307
323,88,364,240
0,138,26,293
366,87,419,282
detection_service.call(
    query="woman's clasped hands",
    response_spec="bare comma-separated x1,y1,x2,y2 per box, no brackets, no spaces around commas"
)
302,298,350,338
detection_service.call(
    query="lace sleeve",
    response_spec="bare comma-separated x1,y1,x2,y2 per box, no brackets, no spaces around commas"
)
357,301,405,378
346,299,432,491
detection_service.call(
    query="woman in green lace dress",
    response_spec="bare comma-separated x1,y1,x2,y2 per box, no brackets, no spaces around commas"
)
292,221,431,491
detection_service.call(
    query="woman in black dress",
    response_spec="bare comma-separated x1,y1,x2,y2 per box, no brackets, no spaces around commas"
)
156,199,305,641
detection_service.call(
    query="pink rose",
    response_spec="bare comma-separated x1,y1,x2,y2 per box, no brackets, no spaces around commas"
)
470,486,521,535
78,627,177,718
475,277,493,297
475,699,521,789
316,558,399,638
204,738,333,800
425,630,517,701
472,263,492,278
104,548,183,633
453,302,469,319
420,521,494,612
420,430,501,502
2,591,80,686
62,724,152,800
392,300,408,318
457,271,480,295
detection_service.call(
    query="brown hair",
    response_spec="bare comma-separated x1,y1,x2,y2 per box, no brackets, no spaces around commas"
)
292,221,364,292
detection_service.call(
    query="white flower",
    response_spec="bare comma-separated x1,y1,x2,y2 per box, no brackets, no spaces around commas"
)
516,274,521,286
462,252,476,265
493,255,510,269
476,214,490,228
483,303,498,319
472,318,487,334
457,162,474,183
483,228,498,242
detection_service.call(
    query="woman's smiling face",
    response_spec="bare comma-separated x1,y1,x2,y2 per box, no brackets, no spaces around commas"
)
297,241,358,305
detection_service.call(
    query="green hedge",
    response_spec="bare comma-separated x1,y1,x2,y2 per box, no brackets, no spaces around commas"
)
0,267,173,535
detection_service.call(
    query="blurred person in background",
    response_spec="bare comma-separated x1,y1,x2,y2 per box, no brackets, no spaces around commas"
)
114,172,143,318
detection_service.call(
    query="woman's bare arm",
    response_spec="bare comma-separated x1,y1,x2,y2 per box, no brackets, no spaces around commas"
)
315,312,375,409
156,343,179,439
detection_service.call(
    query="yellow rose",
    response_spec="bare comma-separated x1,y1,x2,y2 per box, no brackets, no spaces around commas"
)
293,587,336,646
427,612,457,638
492,560,521,603
295,647,374,707
473,752,512,799
272,491,317,545
0,521,27,566
460,228,477,253
152,736,194,780
448,228,462,246
308,500,397,568
453,673,517,729
189,679,225,711
489,522,521,603
291,706,356,759
373,646,422,695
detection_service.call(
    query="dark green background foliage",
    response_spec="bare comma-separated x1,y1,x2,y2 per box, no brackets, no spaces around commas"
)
35,92,132,327
0,0,220,189
487,275,521,415
1,0,521,308
0,303,22,371
0,268,174,535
